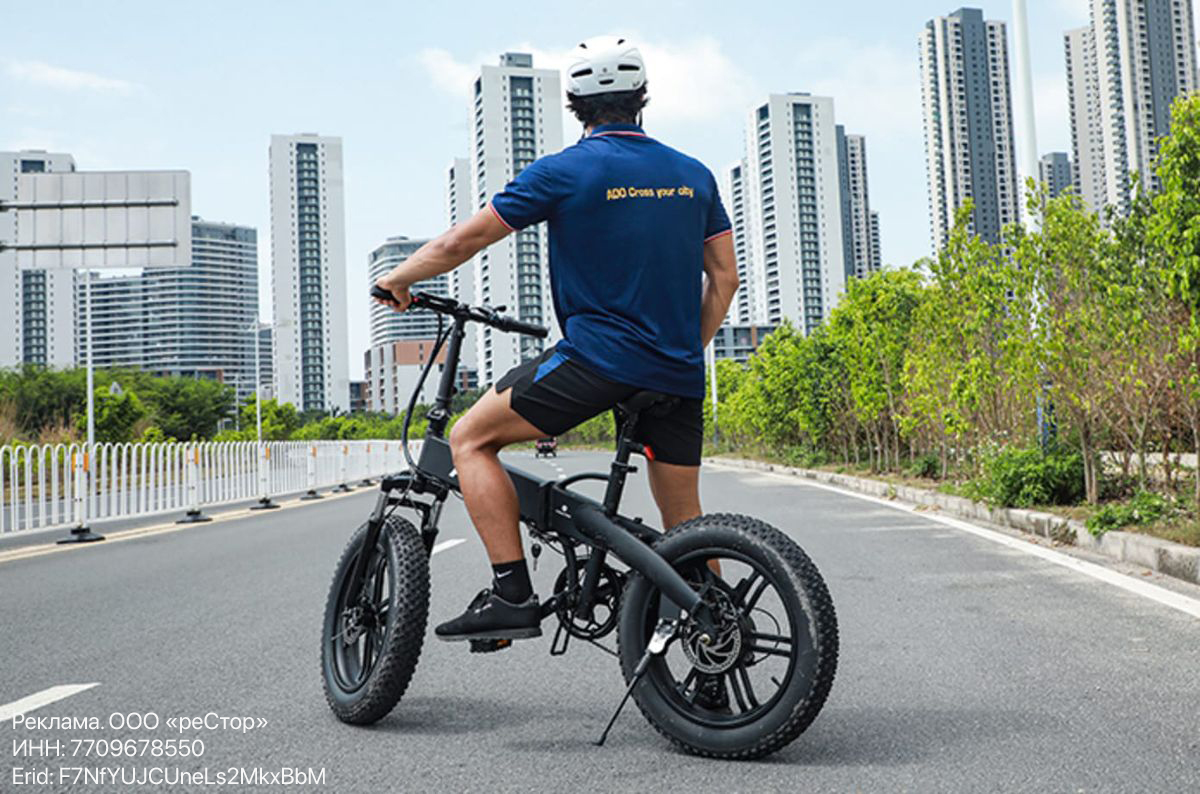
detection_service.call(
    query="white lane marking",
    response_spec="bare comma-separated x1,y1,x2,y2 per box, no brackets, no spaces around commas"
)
0,684,100,722
431,538,466,555
713,463,1200,621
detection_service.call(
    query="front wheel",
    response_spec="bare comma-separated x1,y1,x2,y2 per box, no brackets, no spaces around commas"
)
321,515,430,724
616,513,838,759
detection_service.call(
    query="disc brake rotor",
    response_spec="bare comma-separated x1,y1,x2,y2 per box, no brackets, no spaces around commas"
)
681,588,743,674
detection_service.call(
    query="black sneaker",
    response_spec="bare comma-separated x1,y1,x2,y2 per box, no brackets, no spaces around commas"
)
693,672,732,712
434,589,542,642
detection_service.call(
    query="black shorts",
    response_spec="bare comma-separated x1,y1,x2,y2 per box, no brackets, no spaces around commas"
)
496,347,703,466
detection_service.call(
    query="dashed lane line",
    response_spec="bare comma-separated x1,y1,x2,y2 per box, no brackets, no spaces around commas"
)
708,461,1200,622
0,684,100,722
431,538,466,555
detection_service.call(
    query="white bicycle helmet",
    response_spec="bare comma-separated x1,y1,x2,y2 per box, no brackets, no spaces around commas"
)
565,36,646,96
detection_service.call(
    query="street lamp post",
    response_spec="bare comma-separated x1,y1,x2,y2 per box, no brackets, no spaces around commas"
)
1012,0,1054,450
58,268,105,543
250,314,277,510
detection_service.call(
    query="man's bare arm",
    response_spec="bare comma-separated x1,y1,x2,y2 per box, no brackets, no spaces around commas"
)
700,232,739,347
374,208,512,310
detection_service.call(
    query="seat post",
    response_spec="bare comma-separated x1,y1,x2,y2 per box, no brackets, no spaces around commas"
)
602,410,640,514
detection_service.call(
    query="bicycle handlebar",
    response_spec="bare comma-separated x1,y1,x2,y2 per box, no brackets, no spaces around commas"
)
370,285,548,339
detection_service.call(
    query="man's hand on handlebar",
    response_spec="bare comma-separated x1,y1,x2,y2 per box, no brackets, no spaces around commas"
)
372,279,412,312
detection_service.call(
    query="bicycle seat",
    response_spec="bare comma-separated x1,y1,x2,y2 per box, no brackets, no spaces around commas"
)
617,390,677,416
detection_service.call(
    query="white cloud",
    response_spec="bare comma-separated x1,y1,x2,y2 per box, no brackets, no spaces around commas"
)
417,35,758,126
799,40,922,140
1054,0,1091,23
7,60,137,93
417,48,477,98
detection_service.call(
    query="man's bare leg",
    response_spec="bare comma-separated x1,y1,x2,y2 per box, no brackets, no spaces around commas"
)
448,387,544,563
646,460,702,529
646,460,722,575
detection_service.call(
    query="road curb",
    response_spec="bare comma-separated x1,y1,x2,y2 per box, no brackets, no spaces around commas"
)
707,456,1200,588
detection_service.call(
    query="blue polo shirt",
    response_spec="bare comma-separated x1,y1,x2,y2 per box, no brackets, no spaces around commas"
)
489,123,731,399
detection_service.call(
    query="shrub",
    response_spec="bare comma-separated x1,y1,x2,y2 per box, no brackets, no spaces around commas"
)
907,453,941,480
1085,491,1171,536
967,445,1085,508
780,446,826,468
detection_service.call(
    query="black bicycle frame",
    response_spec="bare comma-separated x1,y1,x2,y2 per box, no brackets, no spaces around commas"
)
350,311,714,634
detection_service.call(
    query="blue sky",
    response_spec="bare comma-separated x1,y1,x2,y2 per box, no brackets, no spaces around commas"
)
3,0,1094,375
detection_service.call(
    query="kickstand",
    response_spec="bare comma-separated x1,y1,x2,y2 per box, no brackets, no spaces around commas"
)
595,619,679,747
549,620,571,656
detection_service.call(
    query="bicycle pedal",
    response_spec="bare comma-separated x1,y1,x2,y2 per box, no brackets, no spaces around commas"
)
469,638,513,653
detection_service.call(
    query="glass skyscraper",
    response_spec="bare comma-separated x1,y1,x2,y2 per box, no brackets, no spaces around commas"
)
80,218,260,399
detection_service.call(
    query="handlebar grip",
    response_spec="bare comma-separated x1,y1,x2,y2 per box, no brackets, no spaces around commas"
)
495,315,548,339
372,285,432,309
370,284,396,302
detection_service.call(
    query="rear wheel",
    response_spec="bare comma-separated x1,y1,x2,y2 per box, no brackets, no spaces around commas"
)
616,513,838,759
321,515,430,724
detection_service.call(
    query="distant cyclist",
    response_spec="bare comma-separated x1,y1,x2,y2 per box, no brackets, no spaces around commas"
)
375,36,737,646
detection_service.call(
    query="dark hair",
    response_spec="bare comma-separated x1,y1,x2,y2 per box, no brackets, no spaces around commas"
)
566,85,649,128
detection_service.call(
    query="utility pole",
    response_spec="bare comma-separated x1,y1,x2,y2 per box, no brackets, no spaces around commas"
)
253,315,264,445
1012,0,1053,450
84,268,94,449
251,314,277,509
59,268,105,543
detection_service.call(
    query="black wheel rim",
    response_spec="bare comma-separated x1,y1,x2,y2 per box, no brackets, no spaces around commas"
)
330,537,393,693
639,547,817,729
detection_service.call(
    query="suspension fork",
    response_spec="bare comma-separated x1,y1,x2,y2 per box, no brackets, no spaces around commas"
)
346,491,391,604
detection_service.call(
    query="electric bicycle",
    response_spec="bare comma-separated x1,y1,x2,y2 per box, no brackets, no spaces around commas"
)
321,289,838,759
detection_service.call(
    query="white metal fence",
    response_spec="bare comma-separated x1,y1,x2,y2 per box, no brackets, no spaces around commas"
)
0,440,416,535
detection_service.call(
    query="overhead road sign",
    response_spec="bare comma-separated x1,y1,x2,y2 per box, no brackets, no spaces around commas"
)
5,170,191,268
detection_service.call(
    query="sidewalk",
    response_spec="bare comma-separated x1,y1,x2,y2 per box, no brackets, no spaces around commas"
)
709,456,1200,588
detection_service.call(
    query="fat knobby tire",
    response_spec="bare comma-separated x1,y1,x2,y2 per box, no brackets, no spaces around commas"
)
321,515,430,724
616,513,839,760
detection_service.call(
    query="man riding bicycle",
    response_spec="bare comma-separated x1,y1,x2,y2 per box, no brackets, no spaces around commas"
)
374,36,738,644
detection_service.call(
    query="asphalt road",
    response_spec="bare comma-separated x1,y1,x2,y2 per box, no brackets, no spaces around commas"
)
2,450,1198,793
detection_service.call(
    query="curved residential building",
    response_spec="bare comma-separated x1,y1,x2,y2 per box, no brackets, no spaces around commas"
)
366,236,441,346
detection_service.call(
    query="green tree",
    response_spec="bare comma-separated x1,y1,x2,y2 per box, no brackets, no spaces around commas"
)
828,269,925,471
75,388,147,444
1148,93,1200,508
1012,187,1110,503
141,378,235,440
904,205,1037,476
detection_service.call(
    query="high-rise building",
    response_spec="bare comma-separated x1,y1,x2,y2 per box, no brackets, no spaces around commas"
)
919,7,1019,249
1039,152,1074,199
720,159,761,325
366,236,442,346
744,93,847,333
837,128,881,279
79,217,261,399
1065,1,1197,215
257,324,274,400
445,157,478,373
712,324,777,362
1,150,78,369
468,53,563,386
869,211,882,271
269,133,349,412
364,339,449,414
1064,26,1105,211
446,157,473,304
